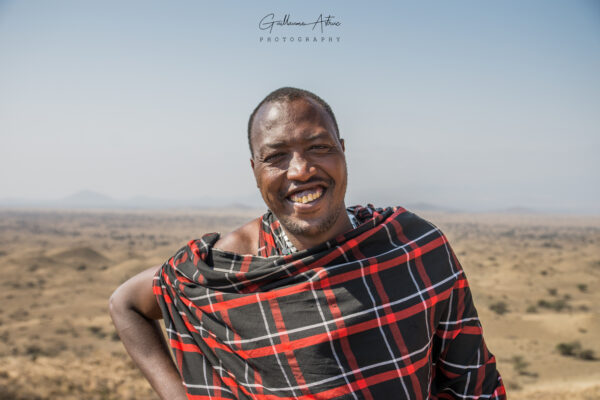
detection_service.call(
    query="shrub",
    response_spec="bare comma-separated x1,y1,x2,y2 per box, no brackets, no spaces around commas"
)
24,345,47,361
489,301,509,315
578,349,597,361
537,298,569,311
556,341,597,361
87,325,107,339
525,305,538,313
556,341,581,356
510,355,538,377
576,283,587,293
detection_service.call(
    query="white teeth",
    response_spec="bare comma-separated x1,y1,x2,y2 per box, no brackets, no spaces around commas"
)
290,188,323,204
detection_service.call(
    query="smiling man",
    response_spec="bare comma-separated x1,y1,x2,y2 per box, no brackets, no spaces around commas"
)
109,87,506,400
219,90,352,256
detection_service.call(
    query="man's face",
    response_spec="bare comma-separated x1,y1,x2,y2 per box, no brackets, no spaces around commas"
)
250,97,348,239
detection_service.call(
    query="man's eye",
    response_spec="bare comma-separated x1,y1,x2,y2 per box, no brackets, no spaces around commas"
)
263,153,284,162
310,145,330,151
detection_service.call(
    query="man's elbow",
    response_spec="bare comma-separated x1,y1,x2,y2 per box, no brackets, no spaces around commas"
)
108,284,132,322
109,285,144,339
109,265,163,323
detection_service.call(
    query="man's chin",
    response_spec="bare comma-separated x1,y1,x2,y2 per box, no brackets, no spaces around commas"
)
278,207,343,239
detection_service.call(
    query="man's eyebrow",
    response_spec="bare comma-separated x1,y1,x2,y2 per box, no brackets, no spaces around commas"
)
304,131,333,141
261,141,287,150
260,131,335,152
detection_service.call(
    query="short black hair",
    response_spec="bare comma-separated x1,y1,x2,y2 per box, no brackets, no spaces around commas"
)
247,87,340,156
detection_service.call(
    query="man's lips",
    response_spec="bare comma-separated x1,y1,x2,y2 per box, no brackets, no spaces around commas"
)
288,186,325,204
284,181,329,205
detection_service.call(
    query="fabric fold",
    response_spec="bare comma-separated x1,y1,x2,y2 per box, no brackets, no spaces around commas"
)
154,205,505,400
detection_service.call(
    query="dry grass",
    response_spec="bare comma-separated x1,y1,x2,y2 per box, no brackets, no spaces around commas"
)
0,208,599,399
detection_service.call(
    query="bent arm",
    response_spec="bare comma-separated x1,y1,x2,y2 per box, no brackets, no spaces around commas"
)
109,265,188,400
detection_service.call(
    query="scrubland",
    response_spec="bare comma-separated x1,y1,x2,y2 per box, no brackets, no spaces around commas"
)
0,208,598,399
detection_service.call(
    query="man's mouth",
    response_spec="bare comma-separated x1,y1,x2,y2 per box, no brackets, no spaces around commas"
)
288,187,324,204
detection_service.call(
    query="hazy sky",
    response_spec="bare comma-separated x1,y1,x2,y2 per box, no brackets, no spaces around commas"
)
1,1,599,213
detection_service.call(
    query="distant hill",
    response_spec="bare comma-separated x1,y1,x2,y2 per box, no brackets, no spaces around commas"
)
494,206,539,214
404,202,460,213
2,192,587,215
0,190,264,209
61,190,117,207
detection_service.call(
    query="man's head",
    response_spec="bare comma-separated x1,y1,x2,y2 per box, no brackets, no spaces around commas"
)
248,87,349,244
248,87,341,157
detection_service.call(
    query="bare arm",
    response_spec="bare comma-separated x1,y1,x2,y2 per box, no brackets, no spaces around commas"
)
109,265,188,400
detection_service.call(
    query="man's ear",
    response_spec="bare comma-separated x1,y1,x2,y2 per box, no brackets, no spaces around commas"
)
250,158,260,188
340,138,345,152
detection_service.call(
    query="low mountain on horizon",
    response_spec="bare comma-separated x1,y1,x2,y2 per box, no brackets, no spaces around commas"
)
0,190,263,209
492,206,539,214
404,202,460,213
61,190,116,206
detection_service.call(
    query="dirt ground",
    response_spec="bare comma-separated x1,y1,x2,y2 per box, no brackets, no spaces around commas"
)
0,208,598,399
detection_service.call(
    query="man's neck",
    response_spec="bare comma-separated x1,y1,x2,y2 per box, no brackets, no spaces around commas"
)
280,211,354,252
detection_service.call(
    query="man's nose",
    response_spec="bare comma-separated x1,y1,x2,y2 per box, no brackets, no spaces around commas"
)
287,152,316,181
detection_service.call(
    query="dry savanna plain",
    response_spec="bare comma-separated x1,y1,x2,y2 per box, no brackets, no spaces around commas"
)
0,208,598,400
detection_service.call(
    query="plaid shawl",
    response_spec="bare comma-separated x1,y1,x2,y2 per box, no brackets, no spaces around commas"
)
258,209,360,256
154,205,506,400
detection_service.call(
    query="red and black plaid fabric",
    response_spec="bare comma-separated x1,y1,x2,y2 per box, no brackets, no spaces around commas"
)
257,211,291,256
154,205,506,400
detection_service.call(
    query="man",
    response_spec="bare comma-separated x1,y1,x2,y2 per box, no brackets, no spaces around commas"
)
109,87,506,400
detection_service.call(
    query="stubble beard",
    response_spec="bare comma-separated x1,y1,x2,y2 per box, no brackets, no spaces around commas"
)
278,179,347,241
279,202,345,239
270,168,348,243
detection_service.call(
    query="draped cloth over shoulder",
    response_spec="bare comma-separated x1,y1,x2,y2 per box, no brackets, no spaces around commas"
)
154,205,506,400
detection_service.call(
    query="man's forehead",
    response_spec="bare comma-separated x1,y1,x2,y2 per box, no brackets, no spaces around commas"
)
256,97,321,125
263,103,283,124
255,101,289,132
251,97,335,143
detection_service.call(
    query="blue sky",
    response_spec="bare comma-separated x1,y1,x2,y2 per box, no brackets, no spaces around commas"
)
1,1,599,212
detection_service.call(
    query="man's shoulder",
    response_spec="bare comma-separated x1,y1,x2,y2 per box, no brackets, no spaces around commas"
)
361,204,445,243
354,204,437,230
213,217,261,255
397,207,445,238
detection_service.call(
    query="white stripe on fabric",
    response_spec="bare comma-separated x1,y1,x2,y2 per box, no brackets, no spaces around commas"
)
222,270,461,346
439,288,453,376
358,257,412,399
439,386,495,399
202,356,212,400
166,327,193,339
309,267,359,400
386,221,433,391
405,242,431,341
183,382,234,394
438,317,480,325
256,293,299,398
439,358,488,369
